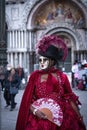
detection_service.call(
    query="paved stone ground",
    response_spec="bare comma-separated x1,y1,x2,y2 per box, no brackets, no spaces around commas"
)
0,89,24,130
73,88,87,129
0,88,87,130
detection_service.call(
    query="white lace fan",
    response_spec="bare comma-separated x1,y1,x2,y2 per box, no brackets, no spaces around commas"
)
32,98,63,126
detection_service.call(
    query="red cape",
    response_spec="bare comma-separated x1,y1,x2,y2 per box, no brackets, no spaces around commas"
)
16,71,39,130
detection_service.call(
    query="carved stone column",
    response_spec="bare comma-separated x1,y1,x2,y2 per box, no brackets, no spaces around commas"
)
0,0,7,66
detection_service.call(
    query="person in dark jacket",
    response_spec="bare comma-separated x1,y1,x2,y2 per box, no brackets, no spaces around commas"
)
8,68,21,111
0,66,5,91
3,65,12,107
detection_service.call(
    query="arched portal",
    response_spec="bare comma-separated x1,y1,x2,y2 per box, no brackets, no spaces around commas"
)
35,25,82,72
25,0,87,72
27,0,86,29
39,28,78,72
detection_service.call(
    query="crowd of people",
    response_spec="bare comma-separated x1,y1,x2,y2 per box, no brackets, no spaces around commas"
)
72,59,87,90
0,64,26,111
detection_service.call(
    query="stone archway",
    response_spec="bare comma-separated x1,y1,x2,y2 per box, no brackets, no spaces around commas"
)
51,32,76,72
26,0,87,29
35,26,82,72
25,0,87,72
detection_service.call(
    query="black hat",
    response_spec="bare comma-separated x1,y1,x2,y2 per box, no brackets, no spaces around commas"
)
36,35,68,61
39,45,64,61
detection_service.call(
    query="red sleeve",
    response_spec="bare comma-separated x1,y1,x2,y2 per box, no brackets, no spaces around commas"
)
62,74,72,93
62,73,81,106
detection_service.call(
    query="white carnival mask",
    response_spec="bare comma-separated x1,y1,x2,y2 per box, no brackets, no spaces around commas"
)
39,56,50,70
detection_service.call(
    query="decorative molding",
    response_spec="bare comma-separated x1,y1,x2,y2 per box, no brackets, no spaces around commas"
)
37,22,75,38
6,0,87,29
11,7,19,20
21,0,43,29
20,0,36,28
36,22,84,51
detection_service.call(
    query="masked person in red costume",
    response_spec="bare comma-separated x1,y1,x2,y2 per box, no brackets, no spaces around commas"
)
16,35,86,130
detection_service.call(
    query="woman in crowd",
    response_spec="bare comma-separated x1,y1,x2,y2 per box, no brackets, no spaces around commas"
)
8,68,20,111
16,35,86,130
3,64,12,107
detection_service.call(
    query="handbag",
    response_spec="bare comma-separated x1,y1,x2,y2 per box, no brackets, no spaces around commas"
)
10,87,18,94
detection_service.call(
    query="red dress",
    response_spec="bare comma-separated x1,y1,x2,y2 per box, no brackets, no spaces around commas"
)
16,68,86,130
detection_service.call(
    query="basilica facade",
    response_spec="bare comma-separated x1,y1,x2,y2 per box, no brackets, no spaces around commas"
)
5,0,87,73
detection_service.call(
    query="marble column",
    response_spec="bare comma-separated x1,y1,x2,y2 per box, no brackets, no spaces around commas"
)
15,52,18,67
9,31,12,48
21,30,23,48
24,52,26,68
12,30,15,48
18,31,21,48
19,52,22,67
15,30,17,48
11,53,14,67
29,31,32,51
24,30,27,48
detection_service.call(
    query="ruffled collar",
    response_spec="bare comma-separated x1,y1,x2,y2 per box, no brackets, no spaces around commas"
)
39,67,59,74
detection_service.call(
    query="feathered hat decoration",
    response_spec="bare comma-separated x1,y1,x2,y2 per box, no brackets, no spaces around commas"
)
36,35,68,61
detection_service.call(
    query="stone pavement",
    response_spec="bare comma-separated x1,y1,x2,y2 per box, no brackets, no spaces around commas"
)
0,90,24,130
0,88,87,130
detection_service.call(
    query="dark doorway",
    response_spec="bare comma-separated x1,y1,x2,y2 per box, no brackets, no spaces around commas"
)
64,48,71,72
58,48,71,72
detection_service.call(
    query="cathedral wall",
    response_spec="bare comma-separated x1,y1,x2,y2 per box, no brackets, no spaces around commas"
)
5,0,87,73
6,3,25,29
